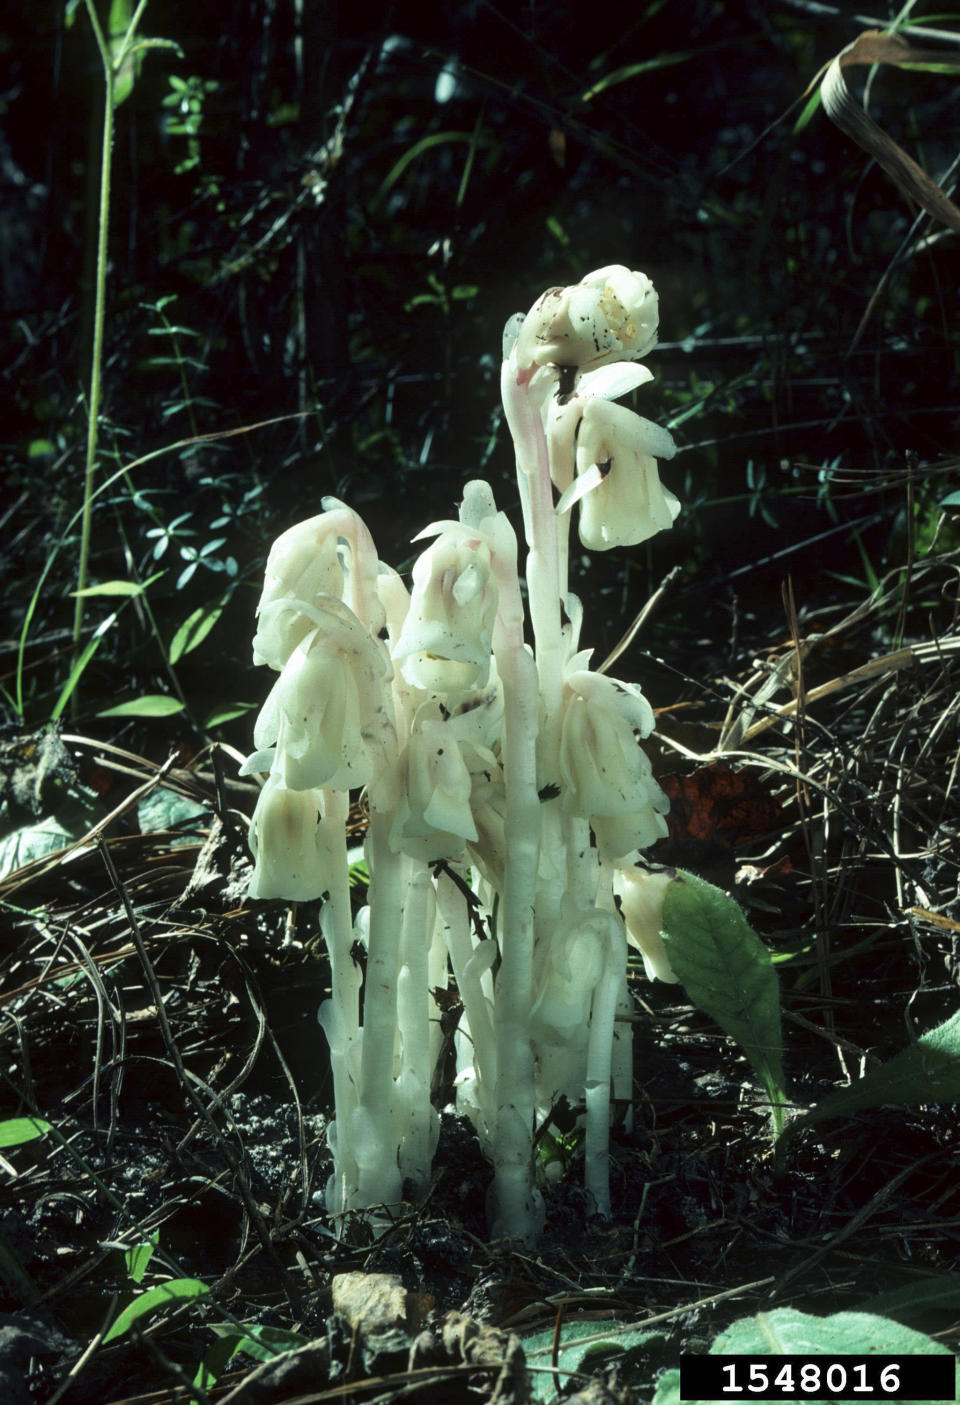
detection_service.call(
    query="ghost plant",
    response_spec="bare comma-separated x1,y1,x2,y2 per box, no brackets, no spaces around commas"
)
244,266,680,1245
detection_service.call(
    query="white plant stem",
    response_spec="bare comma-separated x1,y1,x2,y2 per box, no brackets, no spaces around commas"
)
316,788,360,1209
583,912,627,1218
396,865,438,1195
354,812,405,1210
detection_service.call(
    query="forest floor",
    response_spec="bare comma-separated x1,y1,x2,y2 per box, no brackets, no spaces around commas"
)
2,552,960,1405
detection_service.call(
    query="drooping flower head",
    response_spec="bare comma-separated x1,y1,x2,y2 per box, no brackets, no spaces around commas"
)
565,398,680,550
392,532,499,695
559,663,670,858
513,265,660,381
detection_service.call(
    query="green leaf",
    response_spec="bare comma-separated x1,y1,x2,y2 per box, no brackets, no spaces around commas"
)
858,1274,960,1323
652,1368,681,1405
204,702,256,728
27,439,57,459
793,85,824,134
102,1278,209,1344
785,1009,960,1142
661,869,787,1128
137,786,209,843
0,1117,51,1148
221,1322,307,1364
0,819,74,881
941,490,960,509
578,48,706,103
97,695,185,718
372,131,475,208
524,1320,663,1401
125,1233,159,1284
194,1332,242,1390
71,578,152,598
50,627,108,722
703,1309,956,1405
169,599,224,664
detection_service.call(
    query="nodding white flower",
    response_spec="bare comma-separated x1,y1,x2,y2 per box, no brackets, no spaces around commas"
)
513,265,659,380
390,709,478,861
614,865,678,983
252,502,382,669
248,773,326,900
252,599,391,792
566,398,679,551
559,667,670,859
392,534,498,695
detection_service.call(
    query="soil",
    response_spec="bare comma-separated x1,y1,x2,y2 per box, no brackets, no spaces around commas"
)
2,624,960,1404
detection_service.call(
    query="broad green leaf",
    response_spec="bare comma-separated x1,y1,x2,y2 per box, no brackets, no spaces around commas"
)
652,1368,681,1405
169,599,224,664
858,1274,960,1323
785,1009,960,1142
194,1332,242,1390
941,490,960,508
524,1320,663,1401
222,1322,307,1364
98,695,185,718
102,1278,209,1344
137,787,209,845
661,869,786,1128
0,1117,51,1148
656,1310,956,1405
124,1233,159,1284
714,1306,953,1357
0,819,73,881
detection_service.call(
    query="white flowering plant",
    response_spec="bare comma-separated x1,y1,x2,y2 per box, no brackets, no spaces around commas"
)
244,266,690,1245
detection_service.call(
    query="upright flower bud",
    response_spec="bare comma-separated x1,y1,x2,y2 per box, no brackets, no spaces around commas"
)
392,534,498,695
513,265,660,378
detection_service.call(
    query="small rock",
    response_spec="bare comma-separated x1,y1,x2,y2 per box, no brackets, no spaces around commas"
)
331,1271,431,1335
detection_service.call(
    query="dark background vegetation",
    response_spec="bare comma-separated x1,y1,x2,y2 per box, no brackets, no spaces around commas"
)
4,0,958,738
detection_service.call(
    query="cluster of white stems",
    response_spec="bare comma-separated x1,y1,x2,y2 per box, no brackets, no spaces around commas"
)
244,266,682,1244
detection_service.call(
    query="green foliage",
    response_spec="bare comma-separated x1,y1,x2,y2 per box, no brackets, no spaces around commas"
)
102,1277,210,1345
783,1009,960,1146
653,1309,957,1405
0,1117,52,1147
661,869,787,1133
524,1319,666,1400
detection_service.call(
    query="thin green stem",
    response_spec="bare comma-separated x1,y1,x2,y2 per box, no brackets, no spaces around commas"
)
72,0,149,703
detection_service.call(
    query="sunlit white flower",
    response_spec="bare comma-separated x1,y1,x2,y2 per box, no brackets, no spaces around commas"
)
513,265,659,379
559,666,670,858
614,865,678,983
252,502,382,669
248,773,325,900
561,398,679,551
252,599,390,792
390,709,478,861
392,533,498,694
